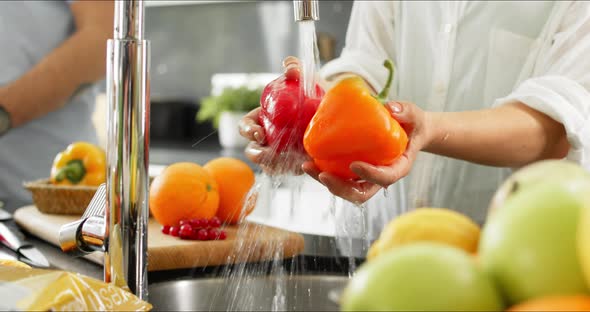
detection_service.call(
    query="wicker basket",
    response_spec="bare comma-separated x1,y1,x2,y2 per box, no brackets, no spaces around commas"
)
23,179,99,215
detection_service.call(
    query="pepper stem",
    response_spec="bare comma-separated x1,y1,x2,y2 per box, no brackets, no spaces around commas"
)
54,160,86,184
374,59,395,104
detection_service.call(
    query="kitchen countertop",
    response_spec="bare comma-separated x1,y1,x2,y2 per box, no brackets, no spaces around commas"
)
17,227,363,283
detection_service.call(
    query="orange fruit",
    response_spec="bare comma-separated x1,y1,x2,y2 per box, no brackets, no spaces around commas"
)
149,162,219,226
507,295,590,311
204,157,256,225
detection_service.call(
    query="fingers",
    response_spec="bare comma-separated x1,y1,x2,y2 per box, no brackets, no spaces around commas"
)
350,156,411,187
247,142,306,176
240,106,308,176
244,142,285,169
317,173,382,205
238,108,266,144
302,161,381,204
302,161,321,181
283,56,301,80
244,141,271,165
283,56,301,69
349,133,421,187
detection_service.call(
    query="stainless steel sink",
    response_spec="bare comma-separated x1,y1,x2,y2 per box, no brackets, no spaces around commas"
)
148,275,349,311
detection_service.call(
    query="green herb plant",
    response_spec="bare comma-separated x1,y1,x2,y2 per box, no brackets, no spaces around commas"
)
196,86,263,128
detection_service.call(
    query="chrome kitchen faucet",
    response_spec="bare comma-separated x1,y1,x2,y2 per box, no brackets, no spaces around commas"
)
59,0,149,300
59,0,318,301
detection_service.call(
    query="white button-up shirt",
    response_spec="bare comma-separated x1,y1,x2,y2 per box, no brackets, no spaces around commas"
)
320,0,590,231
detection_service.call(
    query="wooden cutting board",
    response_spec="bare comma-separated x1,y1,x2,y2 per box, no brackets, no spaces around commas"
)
13,206,305,272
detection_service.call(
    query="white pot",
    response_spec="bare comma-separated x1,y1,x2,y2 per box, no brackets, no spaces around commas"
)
218,111,249,149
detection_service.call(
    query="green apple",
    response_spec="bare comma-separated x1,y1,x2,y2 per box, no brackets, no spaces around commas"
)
488,160,590,217
479,181,590,305
341,243,504,311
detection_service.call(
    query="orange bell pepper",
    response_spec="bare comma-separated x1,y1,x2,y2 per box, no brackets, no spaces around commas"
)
303,60,408,180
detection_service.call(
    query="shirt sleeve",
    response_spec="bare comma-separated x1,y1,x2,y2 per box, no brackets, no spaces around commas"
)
319,1,396,93
493,1,590,168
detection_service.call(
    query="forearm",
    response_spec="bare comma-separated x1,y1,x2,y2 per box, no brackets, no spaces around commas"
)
1,4,112,127
423,102,570,168
1,28,110,127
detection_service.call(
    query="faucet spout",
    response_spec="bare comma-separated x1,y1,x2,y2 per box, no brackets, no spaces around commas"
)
59,0,150,301
293,0,320,21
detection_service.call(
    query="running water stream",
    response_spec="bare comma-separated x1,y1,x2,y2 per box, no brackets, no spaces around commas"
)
299,20,320,98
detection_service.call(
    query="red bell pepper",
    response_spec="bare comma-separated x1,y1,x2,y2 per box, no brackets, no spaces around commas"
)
259,73,324,154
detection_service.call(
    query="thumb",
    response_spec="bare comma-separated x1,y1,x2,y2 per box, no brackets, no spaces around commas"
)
386,101,415,125
283,56,301,80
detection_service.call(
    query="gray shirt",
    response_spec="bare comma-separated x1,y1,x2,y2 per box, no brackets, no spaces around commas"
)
0,1,99,204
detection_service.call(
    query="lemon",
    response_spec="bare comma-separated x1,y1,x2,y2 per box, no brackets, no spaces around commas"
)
367,207,480,261
579,201,590,289
0,259,31,269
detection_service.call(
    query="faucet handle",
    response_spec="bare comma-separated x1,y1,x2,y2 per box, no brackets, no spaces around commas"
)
82,183,107,218
59,183,107,256
58,219,84,254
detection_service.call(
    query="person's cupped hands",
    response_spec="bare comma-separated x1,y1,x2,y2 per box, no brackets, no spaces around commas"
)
302,100,430,205
240,56,431,204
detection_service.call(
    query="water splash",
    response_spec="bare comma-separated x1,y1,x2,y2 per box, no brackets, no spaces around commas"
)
198,18,337,312
205,171,307,311
331,197,370,279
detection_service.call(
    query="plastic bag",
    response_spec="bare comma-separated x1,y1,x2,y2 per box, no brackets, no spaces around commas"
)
0,265,152,311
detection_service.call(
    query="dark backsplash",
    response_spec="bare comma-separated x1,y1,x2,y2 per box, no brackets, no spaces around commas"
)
145,0,353,102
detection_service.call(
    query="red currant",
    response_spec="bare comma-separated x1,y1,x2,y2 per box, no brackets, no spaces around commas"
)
219,230,227,240
179,219,190,226
188,230,200,240
169,226,180,237
207,228,221,240
179,224,193,239
208,217,222,228
161,225,171,235
196,229,209,240
190,218,206,228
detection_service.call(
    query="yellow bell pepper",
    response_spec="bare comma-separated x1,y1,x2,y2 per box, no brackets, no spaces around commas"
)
49,142,106,186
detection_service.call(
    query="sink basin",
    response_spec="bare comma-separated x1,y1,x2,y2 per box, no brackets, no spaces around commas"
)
148,275,349,311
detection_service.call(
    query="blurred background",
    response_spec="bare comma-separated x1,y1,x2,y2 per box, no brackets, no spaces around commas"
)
93,0,353,148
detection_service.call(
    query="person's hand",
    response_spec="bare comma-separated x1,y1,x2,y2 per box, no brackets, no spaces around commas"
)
302,101,431,204
239,56,308,175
